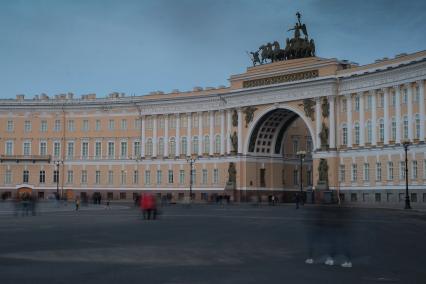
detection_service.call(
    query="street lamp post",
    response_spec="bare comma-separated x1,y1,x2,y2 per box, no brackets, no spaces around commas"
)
186,156,197,201
54,160,61,200
402,140,411,209
296,150,306,198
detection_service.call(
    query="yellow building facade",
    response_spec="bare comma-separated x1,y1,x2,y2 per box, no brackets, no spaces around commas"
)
0,51,425,204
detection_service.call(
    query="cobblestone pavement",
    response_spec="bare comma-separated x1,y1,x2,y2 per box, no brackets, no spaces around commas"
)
0,203,425,284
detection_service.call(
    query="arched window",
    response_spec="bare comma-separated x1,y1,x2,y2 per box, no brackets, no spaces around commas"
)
203,135,210,154
354,122,360,145
403,116,409,139
342,124,348,145
158,138,164,156
181,137,187,156
415,114,421,139
379,119,384,142
214,135,221,153
146,138,153,156
169,137,176,156
192,136,198,154
366,120,372,143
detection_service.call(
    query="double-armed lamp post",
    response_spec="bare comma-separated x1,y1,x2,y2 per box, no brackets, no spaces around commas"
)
186,156,197,201
402,140,411,210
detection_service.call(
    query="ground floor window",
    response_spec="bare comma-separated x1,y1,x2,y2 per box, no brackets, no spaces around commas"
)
375,193,381,202
120,192,126,200
387,193,393,202
178,193,184,200
107,192,113,200
399,193,404,202
411,193,417,202
362,193,369,202
351,193,357,202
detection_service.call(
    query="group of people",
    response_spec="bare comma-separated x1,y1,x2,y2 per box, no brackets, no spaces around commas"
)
139,193,157,220
14,193,38,216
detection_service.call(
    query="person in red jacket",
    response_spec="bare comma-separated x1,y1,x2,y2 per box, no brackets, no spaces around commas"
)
140,193,157,220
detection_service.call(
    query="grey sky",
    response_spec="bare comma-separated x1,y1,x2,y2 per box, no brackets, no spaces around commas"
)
0,0,425,99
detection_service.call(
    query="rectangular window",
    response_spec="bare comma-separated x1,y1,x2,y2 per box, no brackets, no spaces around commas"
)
202,169,208,185
392,93,396,106
412,160,418,179
168,170,174,184
24,120,31,132
120,119,127,130
95,119,101,131
40,120,48,132
191,169,196,185
341,98,347,112
351,164,357,182
145,170,151,185
133,141,141,157
159,117,165,129
23,142,31,156
95,142,102,158
180,115,187,128
54,142,61,158
134,118,141,129
40,141,47,156
95,170,101,184
391,119,397,141
67,120,75,132
7,120,14,132
82,142,89,159
108,170,114,185
424,160,426,179
415,86,420,102
403,89,408,104
67,142,74,158
351,193,357,202
179,170,185,184
293,169,298,185
4,170,12,184
156,170,162,185
53,170,59,183
376,162,382,181
339,164,345,182
108,142,115,158
121,170,127,185
82,120,89,131
23,170,29,183
67,170,73,184
6,141,13,155
170,116,176,129
120,141,128,158
81,170,87,184
375,193,381,202
109,119,115,130
355,96,360,111
213,168,219,184
39,170,45,183
388,162,394,180
292,140,299,153
54,119,61,132
133,170,139,184
400,161,406,180
367,95,372,110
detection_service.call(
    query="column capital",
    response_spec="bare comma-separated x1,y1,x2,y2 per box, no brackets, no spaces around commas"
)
404,82,414,88
327,95,336,101
393,84,401,90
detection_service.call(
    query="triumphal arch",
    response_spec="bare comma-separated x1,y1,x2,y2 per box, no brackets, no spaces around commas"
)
1,14,425,205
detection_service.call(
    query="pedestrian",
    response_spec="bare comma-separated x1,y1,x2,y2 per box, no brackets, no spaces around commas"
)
106,199,110,209
75,198,80,211
295,193,300,209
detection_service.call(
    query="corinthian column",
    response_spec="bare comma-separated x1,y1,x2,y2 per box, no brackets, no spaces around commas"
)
418,80,425,141
383,88,389,145
237,109,243,154
315,98,321,149
328,96,336,149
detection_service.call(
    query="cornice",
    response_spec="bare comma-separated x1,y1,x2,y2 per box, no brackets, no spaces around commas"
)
338,59,426,95
0,77,338,115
